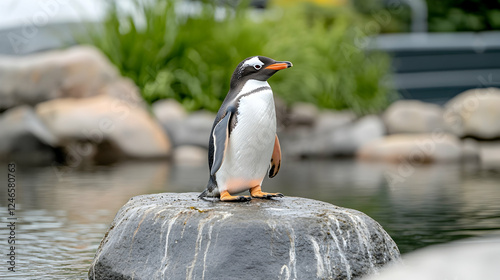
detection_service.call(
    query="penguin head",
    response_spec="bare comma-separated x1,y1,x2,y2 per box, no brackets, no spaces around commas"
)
230,56,292,89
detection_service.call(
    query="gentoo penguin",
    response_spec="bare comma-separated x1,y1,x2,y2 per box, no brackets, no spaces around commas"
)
199,56,292,201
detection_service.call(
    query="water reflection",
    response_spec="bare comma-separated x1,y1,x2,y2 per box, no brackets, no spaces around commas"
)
0,159,499,279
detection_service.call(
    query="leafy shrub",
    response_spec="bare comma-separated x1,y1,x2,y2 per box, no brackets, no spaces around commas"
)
83,0,393,114
353,0,500,33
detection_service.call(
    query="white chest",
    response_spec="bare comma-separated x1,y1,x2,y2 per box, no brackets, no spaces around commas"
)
234,89,276,142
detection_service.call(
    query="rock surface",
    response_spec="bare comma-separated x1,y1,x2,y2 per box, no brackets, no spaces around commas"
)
363,237,500,280
444,87,500,139
0,46,118,110
357,133,462,163
89,193,400,280
383,100,445,134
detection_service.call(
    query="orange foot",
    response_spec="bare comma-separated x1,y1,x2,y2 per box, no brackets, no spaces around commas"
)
250,185,284,199
220,190,252,202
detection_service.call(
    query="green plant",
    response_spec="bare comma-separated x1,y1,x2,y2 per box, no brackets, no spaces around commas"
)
83,0,393,114
353,0,500,33
264,5,393,114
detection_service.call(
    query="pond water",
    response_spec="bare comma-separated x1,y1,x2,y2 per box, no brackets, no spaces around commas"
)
0,159,499,279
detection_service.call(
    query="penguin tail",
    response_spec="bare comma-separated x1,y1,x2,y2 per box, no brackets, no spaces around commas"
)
198,189,209,199
199,176,220,200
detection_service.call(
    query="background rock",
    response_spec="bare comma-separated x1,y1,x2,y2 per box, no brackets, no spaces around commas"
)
461,138,480,161
162,110,215,148
36,92,171,161
357,133,462,163
152,99,188,125
89,193,400,280
363,237,500,280
0,105,59,163
287,102,319,127
0,46,118,110
314,110,357,133
444,87,500,139
478,141,500,170
173,145,207,165
383,100,445,134
282,114,384,158
99,78,146,109
331,115,385,156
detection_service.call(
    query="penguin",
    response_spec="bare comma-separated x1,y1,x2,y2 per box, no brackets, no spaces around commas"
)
199,56,292,201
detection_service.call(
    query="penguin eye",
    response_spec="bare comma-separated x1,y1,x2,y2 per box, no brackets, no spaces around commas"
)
254,64,262,70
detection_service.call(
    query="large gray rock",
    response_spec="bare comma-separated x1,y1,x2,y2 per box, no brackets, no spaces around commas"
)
383,100,445,134
444,87,500,139
363,237,500,280
89,193,400,280
0,46,118,110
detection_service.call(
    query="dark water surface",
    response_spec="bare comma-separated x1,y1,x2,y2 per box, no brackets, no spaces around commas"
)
0,159,499,279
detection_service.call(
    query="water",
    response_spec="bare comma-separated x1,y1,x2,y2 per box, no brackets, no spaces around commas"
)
0,159,499,279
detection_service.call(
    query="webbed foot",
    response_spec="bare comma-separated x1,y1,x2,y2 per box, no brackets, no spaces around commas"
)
250,185,284,199
220,190,252,202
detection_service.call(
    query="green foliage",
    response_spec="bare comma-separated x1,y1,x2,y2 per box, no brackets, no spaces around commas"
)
353,0,500,33
264,5,393,114
427,0,500,32
83,0,393,114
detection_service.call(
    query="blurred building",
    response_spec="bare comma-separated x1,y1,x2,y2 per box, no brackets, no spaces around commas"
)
373,32,500,104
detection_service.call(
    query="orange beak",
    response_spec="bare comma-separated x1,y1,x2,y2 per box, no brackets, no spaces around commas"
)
265,61,293,70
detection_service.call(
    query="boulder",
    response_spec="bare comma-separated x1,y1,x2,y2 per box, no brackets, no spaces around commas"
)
444,87,500,139
282,114,384,158
383,100,445,134
0,105,58,163
0,46,118,110
479,141,500,170
89,193,400,280
461,138,480,161
287,102,319,127
363,237,500,280
357,133,462,163
35,86,171,160
314,110,357,133
331,115,385,156
152,99,187,125
162,111,215,148
173,145,207,165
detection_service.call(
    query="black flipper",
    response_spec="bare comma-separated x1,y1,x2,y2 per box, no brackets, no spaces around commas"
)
269,134,281,178
210,110,232,176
